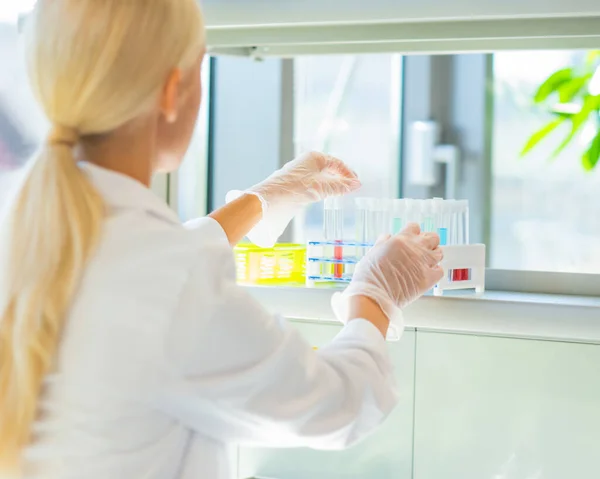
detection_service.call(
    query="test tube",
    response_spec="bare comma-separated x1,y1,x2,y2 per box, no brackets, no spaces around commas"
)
460,199,470,244
324,197,344,279
355,197,370,260
374,198,392,238
404,199,418,227
445,199,458,245
433,198,447,245
392,199,407,234
452,199,470,282
421,199,435,232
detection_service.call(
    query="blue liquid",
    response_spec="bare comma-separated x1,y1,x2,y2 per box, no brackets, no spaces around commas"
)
392,218,403,234
438,227,448,246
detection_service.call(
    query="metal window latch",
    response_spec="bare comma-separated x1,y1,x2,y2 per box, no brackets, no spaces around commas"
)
406,120,460,199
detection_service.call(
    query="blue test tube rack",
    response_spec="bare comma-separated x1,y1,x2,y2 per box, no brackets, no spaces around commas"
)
306,240,373,286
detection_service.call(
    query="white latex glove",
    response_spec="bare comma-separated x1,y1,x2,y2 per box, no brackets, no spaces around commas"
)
226,152,360,247
332,224,444,339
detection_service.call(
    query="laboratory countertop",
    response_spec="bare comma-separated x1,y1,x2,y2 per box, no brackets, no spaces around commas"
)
245,285,600,344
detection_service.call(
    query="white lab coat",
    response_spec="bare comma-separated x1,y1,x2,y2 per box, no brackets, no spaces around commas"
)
23,163,399,479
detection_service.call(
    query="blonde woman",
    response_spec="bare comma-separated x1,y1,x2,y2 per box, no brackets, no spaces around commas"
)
0,1,443,478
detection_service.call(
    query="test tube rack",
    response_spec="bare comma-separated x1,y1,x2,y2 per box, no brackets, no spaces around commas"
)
307,241,486,295
307,196,486,295
434,243,486,296
306,241,370,285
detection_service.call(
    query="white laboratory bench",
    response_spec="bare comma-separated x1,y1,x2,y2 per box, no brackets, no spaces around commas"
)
238,286,600,479
247,285,600,344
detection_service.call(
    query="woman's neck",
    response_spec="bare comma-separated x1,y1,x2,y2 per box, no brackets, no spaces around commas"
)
77,121,157,187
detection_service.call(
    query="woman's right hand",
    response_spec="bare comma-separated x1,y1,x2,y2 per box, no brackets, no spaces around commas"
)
342,224,444,323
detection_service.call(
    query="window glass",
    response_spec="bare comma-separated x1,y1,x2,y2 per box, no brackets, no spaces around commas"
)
0,8,210,214
0,17,46,174
0,7,46,202
174,57,211,221
293,54,402,242
492,50,600,273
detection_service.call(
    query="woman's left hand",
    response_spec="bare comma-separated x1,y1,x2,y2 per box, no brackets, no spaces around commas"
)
249,151,360,206
226,152,361,247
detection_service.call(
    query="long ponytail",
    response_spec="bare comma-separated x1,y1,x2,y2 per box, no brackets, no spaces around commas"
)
0,0,204,473
0,127,103,473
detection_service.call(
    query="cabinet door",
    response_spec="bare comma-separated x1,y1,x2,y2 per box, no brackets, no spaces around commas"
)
413,332,600,479
238,320,416,479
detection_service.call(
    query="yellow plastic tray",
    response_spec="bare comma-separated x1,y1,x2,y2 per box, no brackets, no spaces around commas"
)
234,243,306,285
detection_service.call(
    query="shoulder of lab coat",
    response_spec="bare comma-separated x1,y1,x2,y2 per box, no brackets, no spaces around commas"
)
79,162,399,451
160,219,400,450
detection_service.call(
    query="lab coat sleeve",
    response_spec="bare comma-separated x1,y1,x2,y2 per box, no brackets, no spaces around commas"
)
161,218,399,450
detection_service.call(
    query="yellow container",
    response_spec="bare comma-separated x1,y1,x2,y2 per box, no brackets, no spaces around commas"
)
234,243,306,285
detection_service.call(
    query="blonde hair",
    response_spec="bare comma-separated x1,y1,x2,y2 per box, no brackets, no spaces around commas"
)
0,0,204,473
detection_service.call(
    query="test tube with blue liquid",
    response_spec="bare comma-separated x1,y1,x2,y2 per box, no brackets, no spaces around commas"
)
433,198,448,245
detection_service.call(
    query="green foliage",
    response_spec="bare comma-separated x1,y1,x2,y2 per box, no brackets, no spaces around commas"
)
583,131,600,171
533,68,574,103
520,117,565,156
522,50,600,171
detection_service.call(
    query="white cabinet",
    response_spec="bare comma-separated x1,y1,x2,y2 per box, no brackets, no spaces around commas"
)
413,332,600,479
238,321,416,479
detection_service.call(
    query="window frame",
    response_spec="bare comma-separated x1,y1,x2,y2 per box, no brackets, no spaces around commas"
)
188,53,600,298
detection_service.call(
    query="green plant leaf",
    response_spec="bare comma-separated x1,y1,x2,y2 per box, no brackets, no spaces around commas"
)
558,74,592,103
533,68,574,103
582,129,600,171
551,95,600,158
586,50,600,67
520,117,565,156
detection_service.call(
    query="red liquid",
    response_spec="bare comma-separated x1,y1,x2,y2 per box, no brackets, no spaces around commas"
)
452,269,469,281
334,242,343,278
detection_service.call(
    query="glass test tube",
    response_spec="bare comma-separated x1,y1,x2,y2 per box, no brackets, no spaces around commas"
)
355,198,370,261
421,199,435,232
445,199,457,245
433,198,447,245
392,199,407,234
404,199,418,228
374,198,392,238
460,200,470,244
453,199,470,282
324,197,344,278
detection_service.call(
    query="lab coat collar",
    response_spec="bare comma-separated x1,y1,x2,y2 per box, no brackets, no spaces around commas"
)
80,162,181,226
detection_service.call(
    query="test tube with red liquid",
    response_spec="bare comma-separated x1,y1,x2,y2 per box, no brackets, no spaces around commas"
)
324,197,344,279
452,200,470,281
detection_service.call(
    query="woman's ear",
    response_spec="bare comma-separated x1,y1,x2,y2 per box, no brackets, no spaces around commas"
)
160,68,182,123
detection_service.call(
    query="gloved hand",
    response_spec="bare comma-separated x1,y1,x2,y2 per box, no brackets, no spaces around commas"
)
226,152,360,248
332,224,444,337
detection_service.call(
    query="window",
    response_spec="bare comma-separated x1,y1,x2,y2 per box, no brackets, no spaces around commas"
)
0,15,46,174
491,51,600,274
293,54,402,242
201,50,600,293
0,6,210,211
0,4,45,203
170,57,212,221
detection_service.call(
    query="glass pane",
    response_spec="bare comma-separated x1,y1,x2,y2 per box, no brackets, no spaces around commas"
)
174,57,211,221
492,50,600,273
294,54,402,242
0,11,47,193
